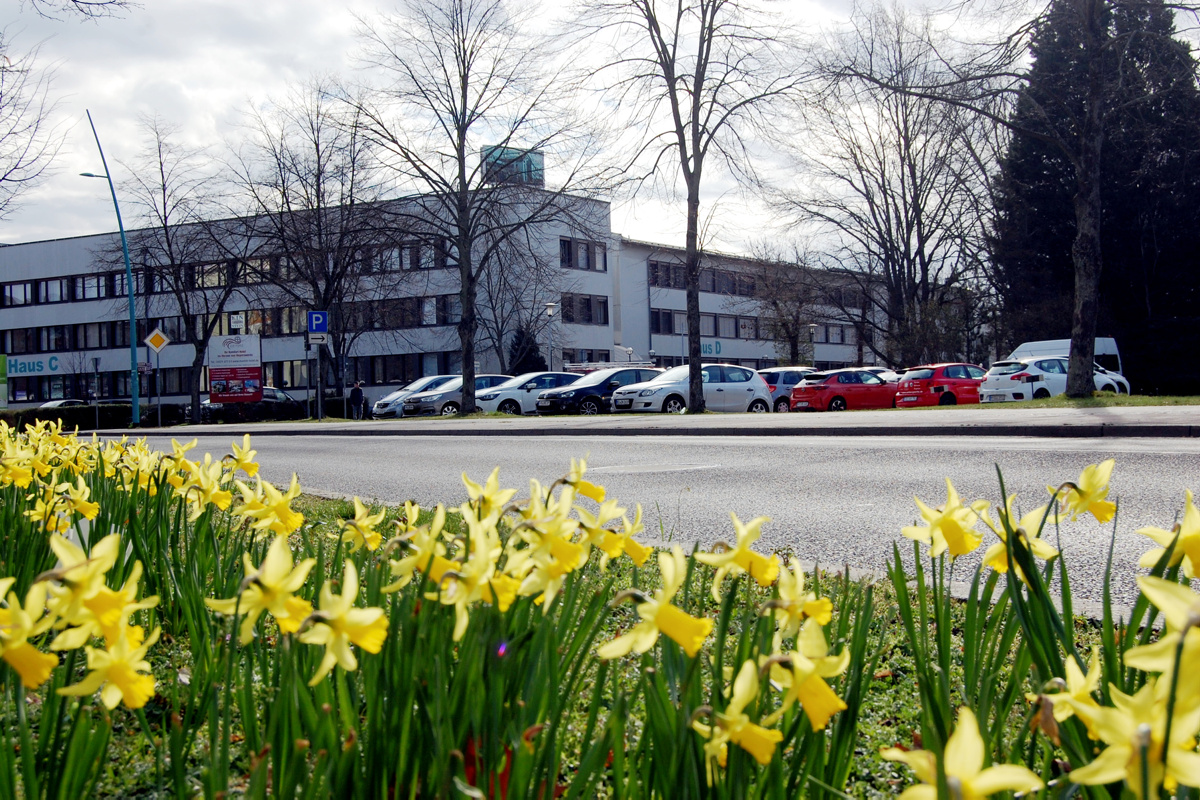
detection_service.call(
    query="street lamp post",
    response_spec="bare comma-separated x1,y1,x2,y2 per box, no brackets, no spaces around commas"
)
81,110,139,425
544,302,558,370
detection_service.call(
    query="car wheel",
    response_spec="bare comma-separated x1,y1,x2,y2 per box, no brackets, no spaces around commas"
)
939,393,957,406
1099,383,1116,393
1033,388,1051,400
498,400,521,415
773,397,790,413
748,399,769,413
440,402,460,416
828,396,847,412
579,398,601,415
663,396,687,414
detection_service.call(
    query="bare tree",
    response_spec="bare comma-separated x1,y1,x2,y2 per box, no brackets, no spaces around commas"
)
354,0,614,414
110,118,260,422
740,244,824,366
577,0,802,411
0,34,60,220
229,80,392,414
835,0,1200,394
22,0,133,17
784,5,995,368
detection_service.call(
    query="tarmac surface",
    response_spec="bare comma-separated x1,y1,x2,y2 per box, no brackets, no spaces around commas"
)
146,403,1200,438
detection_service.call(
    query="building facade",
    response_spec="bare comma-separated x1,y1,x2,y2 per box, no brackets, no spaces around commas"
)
0,198,877,409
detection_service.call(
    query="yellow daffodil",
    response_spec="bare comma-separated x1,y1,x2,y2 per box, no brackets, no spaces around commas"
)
901,478,988,559
336,497,387,552
1124,576,1200,687
225,434,259,477
462,467,516,517
590,503,653,570
764,621,849,730
566,457,605,502
205,535,317,644
1053,458,1117,524
50,560,160,651
695,513,780,601
770,558,833,640
436,505,506,639
58,625,160,709
1064,678,1200,799
693,660,783,780
980,495,1060,583
1048,645,1103,726
1137,489,1200,578
882,707,1043,799
299,560,389,686
0,580,59,689
596,547,712,659
384,504,451,592
44,533,121,625
238,475,305,536
62,475,100,520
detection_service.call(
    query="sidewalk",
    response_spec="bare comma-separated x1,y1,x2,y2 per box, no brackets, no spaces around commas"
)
147,404,1200,438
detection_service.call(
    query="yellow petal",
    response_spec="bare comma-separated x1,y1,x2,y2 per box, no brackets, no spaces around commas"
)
730,722,782,765
655,603,712,657
3,643,59,689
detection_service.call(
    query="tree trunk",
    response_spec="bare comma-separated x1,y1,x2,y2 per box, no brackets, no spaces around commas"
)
459,236,477,416
685,180,705,412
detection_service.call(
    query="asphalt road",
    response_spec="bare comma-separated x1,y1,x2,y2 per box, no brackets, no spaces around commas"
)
141,430,1200,610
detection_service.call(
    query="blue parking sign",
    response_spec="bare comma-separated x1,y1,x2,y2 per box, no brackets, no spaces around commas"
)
307,311,328,333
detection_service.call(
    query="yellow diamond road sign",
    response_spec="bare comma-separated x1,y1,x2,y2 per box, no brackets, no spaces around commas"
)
144,328,171,353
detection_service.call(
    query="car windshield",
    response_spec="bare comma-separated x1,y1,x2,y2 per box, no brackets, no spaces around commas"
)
902,369,934,380
651,365,691,383
428,377,463,392
495,373,541,390
988,361,1026,375
573,369,621,386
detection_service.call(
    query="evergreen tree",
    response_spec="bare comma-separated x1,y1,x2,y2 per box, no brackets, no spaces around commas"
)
990,0,1200,392
507,326,548,375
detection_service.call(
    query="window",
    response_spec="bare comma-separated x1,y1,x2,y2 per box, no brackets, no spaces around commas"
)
830,325,844,344
74,322,109,350
5,328,36,354
716,272,736,295
737,317,758,339
40,326,71,352
700,314,716,337
434,239,457,270
560,238,607,272
74,275,108,300
648,260,686,289
421,297,437,326
196,262,228,288
437,295,462,325
3,282,33,307
36,278,70,304
699,269,716,293
736,275,756,297
113,271,148,298
649,308,674,334
718,315,736,339
560,293,609,326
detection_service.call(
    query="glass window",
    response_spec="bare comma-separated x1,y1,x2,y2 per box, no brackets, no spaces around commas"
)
700,314,715,337
861,373,883,385
726,367,752,383
560,239,574,269
38,278,69,304
837,372,861,384
967,366,985,379
718,316,736,338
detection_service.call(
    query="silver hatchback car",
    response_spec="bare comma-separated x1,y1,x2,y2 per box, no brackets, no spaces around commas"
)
757,366,815,413
402,374,512,416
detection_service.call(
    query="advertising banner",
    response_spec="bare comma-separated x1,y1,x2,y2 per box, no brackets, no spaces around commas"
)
207,334,262,404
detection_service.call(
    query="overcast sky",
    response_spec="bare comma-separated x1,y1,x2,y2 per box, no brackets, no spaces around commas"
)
2,0,848,252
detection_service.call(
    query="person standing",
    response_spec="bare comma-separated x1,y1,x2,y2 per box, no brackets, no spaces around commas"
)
349,381,364,420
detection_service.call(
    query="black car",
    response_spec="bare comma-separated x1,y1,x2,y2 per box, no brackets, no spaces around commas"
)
198,386,306,423
535,367,661,415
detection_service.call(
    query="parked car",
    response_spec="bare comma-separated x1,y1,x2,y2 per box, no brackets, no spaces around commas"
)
536,366,662,415
198,386,305,422
789,368,899,411
894,363,987,407
979,357,1130,402
372,375,457,418
475,372,582,415
613,363,772,414
402,374,511,416
758,366,815,413
39,398,87,408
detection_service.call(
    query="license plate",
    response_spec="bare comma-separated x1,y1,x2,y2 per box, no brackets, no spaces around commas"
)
403,404,416,411
615,399,632,408
981,395,1003,403
794,401,809,407
537,400,550,407
900,396,918,402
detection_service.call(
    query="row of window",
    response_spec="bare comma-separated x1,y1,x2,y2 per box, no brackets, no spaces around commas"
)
647,261,757,297
649,309,762,340
3,274,117,307
559,238,607,272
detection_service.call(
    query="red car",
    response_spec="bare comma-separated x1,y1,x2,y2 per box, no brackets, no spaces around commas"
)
894,363,986,407
789,369,899,411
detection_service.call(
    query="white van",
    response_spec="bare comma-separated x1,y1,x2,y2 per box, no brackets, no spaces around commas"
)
1006,338,1122,375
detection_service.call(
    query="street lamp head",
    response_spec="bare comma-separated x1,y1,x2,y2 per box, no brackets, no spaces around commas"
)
545,302,557,317
79,172,108,179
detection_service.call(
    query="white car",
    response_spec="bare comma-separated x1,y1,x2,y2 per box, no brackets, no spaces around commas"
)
474,372,582,414
372,375,457,418
611,363,773,413
980,356,1130,402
